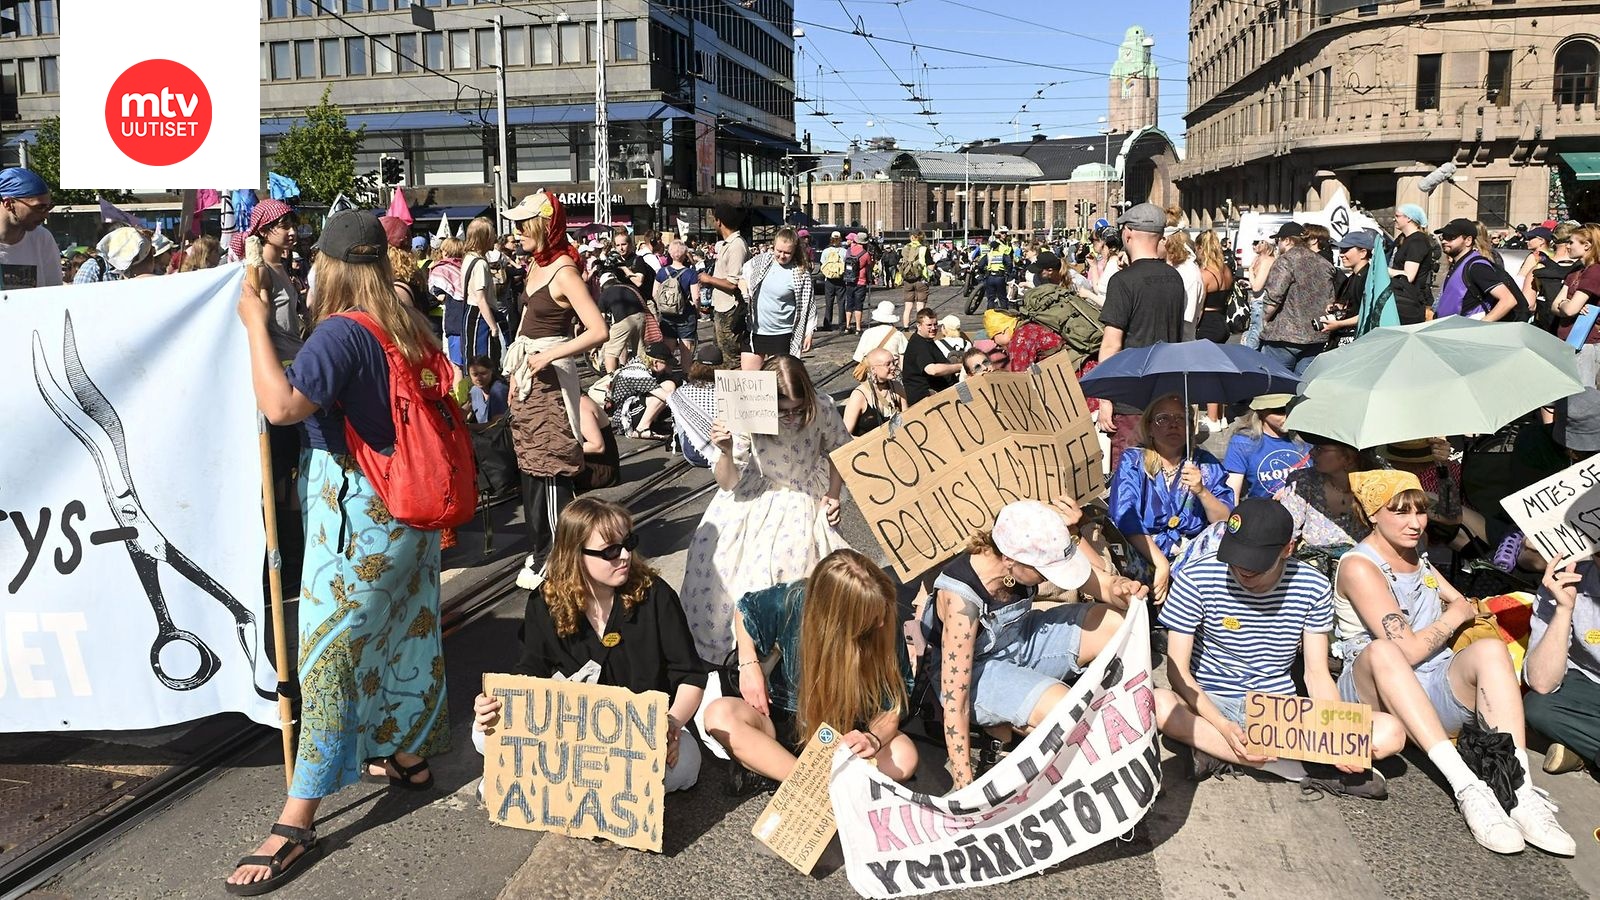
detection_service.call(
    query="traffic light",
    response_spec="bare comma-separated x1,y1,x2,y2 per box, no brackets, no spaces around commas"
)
381,156,404,186
0,0,19,37
841,156,852,177
1086,201,1097,218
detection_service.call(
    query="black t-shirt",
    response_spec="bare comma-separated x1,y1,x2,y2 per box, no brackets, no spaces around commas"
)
1391,232,1434,324
629,254,657,287
1100,258,1184,414
1454,255,1518,318
1533,255,1580,303
903,333,955,405
600,282,646,320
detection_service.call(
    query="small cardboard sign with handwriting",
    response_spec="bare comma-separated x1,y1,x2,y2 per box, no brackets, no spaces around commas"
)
481,673,668,852
1500,455,1600,561
1243,692,1372,769
715,369,780,435
752,723,840,873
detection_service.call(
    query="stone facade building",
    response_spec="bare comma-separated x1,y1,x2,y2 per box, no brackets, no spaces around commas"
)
1177,0,1600,228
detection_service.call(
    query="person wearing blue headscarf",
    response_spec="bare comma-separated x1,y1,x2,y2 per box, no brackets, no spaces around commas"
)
0,167,63,290
1387,203,1434,324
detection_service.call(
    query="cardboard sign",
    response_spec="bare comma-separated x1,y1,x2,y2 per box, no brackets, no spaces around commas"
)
481,674,669,852
1499,456,1600,560
752,722,840,874
830,352,1104,581
1243,692,1372,768
715,369,780,435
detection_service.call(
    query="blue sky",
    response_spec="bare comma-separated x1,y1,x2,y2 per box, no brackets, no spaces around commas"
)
790,0,1190,151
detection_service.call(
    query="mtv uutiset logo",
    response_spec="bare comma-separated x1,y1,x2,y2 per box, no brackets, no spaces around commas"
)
60,0,257,189
104,60,213,166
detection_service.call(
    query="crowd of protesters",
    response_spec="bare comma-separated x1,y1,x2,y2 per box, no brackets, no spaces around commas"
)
6,165,1600,891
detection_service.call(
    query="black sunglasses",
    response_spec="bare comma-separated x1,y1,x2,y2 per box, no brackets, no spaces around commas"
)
582,532,640,561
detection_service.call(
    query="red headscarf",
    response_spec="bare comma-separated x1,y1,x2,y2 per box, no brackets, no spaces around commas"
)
526,190,580,267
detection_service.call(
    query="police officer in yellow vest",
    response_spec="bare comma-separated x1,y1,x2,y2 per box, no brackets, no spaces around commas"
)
982,239,1013,311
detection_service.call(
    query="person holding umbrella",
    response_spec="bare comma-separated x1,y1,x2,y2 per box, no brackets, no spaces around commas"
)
1109,394,1235,599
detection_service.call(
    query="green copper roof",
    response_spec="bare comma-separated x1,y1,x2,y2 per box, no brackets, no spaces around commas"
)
1110,25,1158,80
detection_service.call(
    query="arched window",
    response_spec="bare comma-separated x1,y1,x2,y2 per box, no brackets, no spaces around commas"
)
1555,39,1599,106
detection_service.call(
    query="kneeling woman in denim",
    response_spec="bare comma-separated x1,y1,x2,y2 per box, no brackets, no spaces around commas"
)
933,498,1146,789
704,549,917,795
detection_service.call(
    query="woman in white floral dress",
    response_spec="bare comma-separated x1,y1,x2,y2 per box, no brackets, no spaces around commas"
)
683,354,851,662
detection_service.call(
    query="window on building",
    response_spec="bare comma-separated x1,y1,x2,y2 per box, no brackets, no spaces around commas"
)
13,0,33,35
1321,66,1332,117
319,40,342,78
849,202,861,226
373,38,396,74
515,126,571,183
1487,50,1512,107
1477,181,1511,229
18,58,37,94
397,34,419,72
559,23,583,63
295,40,316,78
1416,54,1441,111
346,37,368,76
40,55,56,93
832,203,844,224
505,27,528,66
419,131,486,186
609,122,654,180
533,27,554,65
476,29,496,68
1031,201,1046,230
268,0,289,18
270,42,293,80
294,0,317,16
36,0,54,32
616,19,638,61
449,30,472,69
344,0,366,11
1555,40,1599,106
370,0,390,9
424,32,445,70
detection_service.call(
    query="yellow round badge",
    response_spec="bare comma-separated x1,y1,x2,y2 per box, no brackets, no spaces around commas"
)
1222,616,1241,631
1423,573,1439,590
1584,629,1600,646
601,632,621,647
420,367,438,388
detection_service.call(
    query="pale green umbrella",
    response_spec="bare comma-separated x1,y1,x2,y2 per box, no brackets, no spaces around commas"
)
1285,317,1582,449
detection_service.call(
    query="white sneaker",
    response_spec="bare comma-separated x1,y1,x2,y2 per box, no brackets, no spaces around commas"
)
1455,782,1525,854
516,554,546,591
1510,785,1576,856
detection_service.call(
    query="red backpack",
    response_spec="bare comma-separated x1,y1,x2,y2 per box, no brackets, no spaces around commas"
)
333,311,477,530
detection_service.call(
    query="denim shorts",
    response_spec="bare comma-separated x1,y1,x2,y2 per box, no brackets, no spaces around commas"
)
658,311,699,341
1210,694,1247,728
968,603,1092,728
1339,649,1470,736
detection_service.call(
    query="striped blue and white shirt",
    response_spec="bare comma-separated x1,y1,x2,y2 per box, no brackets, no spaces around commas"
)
1159,553,1334,701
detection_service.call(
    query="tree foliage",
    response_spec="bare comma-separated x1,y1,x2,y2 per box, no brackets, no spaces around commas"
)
26,117,136,205
270,88,366,205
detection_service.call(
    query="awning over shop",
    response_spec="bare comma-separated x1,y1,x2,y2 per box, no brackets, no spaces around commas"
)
261,101,691,136
1560,152,1600,182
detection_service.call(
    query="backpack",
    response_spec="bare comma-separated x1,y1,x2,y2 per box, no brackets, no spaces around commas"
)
1225,278,1253,334
820,247,846,280
332,311,478,530
843,249,862,284
465,255,518,330
655,267,688,316
1462,255,1528,322
898,245,924,281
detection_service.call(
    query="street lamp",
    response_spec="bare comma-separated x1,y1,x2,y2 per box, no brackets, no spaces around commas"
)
1099,117,1114,222
958,140,982,247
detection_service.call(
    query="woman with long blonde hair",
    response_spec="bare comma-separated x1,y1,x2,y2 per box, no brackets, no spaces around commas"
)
179,235,221,272
471,498,707,791
704,549,918,794
227,211,451,894
462,216,503,357
502,193,609,587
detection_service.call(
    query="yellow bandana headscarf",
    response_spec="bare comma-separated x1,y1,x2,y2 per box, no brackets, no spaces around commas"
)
983,309,1018,340
1349,470,1424,518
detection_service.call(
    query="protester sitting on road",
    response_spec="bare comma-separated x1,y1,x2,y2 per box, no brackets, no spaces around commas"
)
502,191,609,590
704,549,918,795
1157,499,1403,798
902,307,963,405
936,315,971,358
573,394,620,493
97,227,156,279
227,210,451,894
960,347,993,379
1223,394,1309,501
842,347,906,437
608,341,684,439
1377,438,1470,552
665,342,721,467
1110,394,1236,599
930,498,1144,788
1524,550,1600,777
472,499,707,792
1274,438,1371,562
1333,470,1574,856
681,354,850,662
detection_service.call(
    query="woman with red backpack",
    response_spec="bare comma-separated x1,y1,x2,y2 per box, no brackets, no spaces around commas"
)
227,211,462,895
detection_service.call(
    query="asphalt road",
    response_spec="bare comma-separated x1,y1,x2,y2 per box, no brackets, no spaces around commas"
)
35,285,1600,900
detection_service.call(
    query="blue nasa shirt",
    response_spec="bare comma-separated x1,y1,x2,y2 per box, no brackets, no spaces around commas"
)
1224,433,1309,500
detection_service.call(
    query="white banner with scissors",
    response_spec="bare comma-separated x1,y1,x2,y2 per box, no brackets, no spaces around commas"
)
1,266,276,731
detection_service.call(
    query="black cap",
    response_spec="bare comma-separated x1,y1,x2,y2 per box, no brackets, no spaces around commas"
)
1217,499,1294,573
1524,225,1554,243
1028,250,1062,274
1435,218,1478,240
693,341,723,365
314,211,387,263
1272,222,1305,240
645,341,677,364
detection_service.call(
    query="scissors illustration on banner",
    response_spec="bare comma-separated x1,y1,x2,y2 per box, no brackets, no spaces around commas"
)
31,310,271,698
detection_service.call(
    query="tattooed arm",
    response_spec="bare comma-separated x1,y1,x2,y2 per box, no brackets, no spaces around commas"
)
1337,554,1473,667
936,588,981,790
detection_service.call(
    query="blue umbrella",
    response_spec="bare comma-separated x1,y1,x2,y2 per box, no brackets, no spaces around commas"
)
1080,341,1302,457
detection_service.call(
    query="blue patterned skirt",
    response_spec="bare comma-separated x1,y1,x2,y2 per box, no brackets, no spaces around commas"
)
289,449,450,799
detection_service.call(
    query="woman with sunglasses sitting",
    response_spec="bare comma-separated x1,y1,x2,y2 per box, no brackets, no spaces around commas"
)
680,354,851,664
703,549,918,795
1109,394,1235,601
472,498,708,792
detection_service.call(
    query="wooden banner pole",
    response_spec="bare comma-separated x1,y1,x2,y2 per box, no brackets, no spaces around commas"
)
259,413,295,790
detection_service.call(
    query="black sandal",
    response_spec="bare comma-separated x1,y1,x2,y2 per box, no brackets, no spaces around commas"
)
224,823,319,896
366,755,434,791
